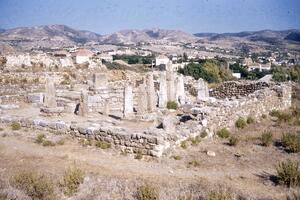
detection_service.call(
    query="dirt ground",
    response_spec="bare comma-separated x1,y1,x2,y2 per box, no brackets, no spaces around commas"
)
0,97,300,199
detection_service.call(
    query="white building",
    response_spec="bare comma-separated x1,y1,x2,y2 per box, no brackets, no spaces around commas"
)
155,55,170,66
99,53,113,63
248,63,271,71
232,73,241,79
73,49,94,64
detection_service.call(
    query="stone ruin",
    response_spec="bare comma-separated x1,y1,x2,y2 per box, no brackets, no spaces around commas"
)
0,66,292,157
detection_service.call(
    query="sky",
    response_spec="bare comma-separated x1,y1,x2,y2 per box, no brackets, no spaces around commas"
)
0,0,299,34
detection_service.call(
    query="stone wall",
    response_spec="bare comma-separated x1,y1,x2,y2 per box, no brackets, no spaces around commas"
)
209,81,270,99
0,115,168,157
204,83,292,132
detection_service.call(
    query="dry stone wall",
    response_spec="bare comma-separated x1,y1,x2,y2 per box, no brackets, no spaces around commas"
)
210,81,270,99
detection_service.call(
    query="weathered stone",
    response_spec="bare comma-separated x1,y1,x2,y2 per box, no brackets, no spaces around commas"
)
146,73,156,112
44,76,57,108
136,83,148,114
123,83,134,118
78,91,88,116
159,71,167,108
175,74,185,104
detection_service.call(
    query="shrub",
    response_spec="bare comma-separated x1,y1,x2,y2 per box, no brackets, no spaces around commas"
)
135,150,143,160
281,133,300,153
190,136,201,146
56,139,65,145
217,128,231,139
205,190,233,200
167,101,178,110
276,159,300,187
11,171,54,200
172,155,182,160
228,136,239,146
235,117,246,129
287,193,300,200
262,114,267,119
95,141,111,149
261,131,273,146
42,140,55,147
188,160,201,168
79,138,93,146
200,130,208,138
180,140,188,149
270,109,281,117
61,166,85,196
11,122,21,131
277,112,293,124
246,116,255,124
35,134,46,144
136,184,158,200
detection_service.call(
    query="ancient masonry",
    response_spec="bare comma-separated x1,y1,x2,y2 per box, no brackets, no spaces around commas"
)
0,68,292,157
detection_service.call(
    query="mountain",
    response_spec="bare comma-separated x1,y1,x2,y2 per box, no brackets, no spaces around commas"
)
0,28,5,34
194,29,300,44
0,25,102,49
284,31,300,42
101,28,197,44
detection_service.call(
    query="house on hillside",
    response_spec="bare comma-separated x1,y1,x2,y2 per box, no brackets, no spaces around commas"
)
248,62,271,72
98,53,113,63
155,55,170,66
73,49,94,64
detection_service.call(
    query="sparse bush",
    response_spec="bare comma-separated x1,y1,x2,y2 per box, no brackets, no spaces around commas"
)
79,138,93,146
287,193,300,200
95,141,111,149
270,110,292,124
205,190,233,200
61,166,85,196
35,134,46,144
188,160,201,168
11,122,21,131
262,114,267,119
167,101,178,110
172,155,182,160
42,140,55,147
235,117,246,129
261,131,273,146
217,128,231,139
246,116,255,124
136,184,158,200
180,140,188,149
276,159,300,187
135,150,143,160
11,171,54,200
270,110,281,117
200,130,208,138
190,136,201,146
56,139,65,145
281,133,300,153
228,136,239,146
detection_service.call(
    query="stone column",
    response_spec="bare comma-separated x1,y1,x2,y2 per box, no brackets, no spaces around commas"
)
159,71,168,108
197,78,209,101
167,70,176,102
146,73,156,112
176,74,185,104
78,91,88,116
136,83,148,114
44,76,57,108
93,73,108,89
102,98,110,116
123,84,134,118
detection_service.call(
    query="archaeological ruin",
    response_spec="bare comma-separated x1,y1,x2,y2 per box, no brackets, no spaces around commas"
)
0,55,292,157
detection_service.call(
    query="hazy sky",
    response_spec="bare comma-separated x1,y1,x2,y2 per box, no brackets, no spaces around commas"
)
0,0,299,34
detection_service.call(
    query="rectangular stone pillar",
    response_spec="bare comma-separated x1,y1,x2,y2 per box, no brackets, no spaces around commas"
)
136,83,148,114
93,73,108,89
102,98,110,116
79,91,88,116
167,70,176,102
44,76,57,108
176,74,185,104
146,73,156,112
159,71,168,108
123,84,134,118
197,78,209,101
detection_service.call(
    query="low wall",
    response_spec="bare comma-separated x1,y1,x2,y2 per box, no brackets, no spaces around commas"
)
206,83,292,131
0,116,168,157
